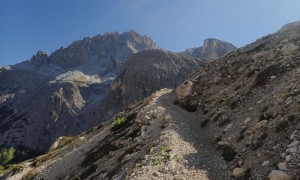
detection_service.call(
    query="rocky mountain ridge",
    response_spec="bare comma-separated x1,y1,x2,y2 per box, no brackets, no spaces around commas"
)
0,30,159,159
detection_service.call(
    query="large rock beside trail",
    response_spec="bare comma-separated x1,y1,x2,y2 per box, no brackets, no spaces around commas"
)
269,170,292,180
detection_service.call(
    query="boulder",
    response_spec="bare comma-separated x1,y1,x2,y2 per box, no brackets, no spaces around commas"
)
269,170,291,180
278,162,288,171
232,168,246,178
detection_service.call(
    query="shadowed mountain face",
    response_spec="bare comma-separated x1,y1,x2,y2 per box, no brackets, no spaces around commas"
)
0,31,158,158
183,38,237,59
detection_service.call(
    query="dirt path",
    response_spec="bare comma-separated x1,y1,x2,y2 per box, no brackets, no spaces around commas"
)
158,92,231,179
130,90,231,180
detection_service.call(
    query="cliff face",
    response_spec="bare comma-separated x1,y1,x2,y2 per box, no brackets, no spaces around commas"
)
183,38,237,59
0,31,158,158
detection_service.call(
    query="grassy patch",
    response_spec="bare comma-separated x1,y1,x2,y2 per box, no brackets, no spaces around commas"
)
153,146,172,165
111,117,126,131
32,153,54,167
55,136,74,150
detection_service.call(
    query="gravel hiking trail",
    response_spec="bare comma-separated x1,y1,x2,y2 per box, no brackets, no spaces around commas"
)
158,91,232,179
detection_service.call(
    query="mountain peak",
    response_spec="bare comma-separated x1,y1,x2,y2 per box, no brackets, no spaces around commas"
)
16,30,159,73
183,38,237,59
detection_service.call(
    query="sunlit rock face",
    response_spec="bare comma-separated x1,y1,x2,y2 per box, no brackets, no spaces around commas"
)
183,38,237,59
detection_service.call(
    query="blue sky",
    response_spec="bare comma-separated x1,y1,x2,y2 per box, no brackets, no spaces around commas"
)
1,0,300,66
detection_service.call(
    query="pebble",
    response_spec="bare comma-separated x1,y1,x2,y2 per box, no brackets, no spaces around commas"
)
254,120,268,129
278,162,288,171
262,161,269,166
286,147,297,153
285,155,292,162
287,140,299,147
244,117,251,124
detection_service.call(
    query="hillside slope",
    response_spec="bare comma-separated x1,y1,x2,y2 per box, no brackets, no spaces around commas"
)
1,89,233,180
177,20,300,179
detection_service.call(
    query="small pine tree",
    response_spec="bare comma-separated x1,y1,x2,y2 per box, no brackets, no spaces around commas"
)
0,147,15,165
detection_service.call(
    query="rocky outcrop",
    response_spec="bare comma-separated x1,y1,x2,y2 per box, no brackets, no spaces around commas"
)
183,38,237,59
176,20,300,179
95,49,207,123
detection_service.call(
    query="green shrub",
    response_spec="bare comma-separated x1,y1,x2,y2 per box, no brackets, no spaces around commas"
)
222,146,236,162
0,165,4,173
153,146,172,165
111,117,126,131
0,147,15,166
